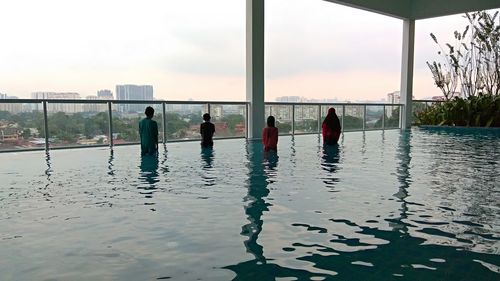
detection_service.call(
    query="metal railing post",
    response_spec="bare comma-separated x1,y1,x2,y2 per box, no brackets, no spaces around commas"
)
342,105,345,133
162,102,167,143
317,105,321,134
269,105,272,116
108,102,113,148
363,105,367,131
382,105,386,130
292,104,295,136
207,103,211,116
43,101,49,151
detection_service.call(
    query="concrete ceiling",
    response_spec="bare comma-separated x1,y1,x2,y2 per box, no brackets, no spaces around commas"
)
324,0,500,20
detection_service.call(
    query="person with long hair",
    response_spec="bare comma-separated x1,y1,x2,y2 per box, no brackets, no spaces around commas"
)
262,116,278,152
322,108,341,145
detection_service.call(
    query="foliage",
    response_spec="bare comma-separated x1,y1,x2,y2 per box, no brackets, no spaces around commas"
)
276,122,291,133
221,114,245,133
374,107,401,128
186,113,202,125
164,113,189,138
428,11,500,99
295,119,318,132
112,115,140,141
0,110,45,137
412,102,428,118
342,116,363,130
415,94,500,127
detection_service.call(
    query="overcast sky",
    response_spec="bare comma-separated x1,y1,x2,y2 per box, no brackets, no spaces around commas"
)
0,0,488,101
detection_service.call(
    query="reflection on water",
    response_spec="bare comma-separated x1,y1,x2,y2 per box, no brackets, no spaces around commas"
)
321,144,340,190
225,141,272,278
241,141,269,263
201,147,216,186
107,150,115,176
392,131,411,233
160,144,169,175
201,147,214,168
138,154,159,205
263,151,278,184
1,128,499,280
226,141,323,280
41,151,53,199
44,151,52,178
226,130,500,280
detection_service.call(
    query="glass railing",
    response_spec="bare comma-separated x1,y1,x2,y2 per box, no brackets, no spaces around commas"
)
266,102,403,134
412,99,445,119
112,102,164,145
46,102,109,148
209,103,247,139
0,99,403,152
343,104,365,131
265,104,293,135
0,101,46,151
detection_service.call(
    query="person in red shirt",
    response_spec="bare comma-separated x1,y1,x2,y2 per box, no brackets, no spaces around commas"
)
322,108,341,145
262,115,278,152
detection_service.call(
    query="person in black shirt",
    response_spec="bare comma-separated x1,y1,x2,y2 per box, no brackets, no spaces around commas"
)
200,113,215,147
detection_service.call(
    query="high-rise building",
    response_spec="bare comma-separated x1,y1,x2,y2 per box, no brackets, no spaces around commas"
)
84,95,108,112
275,96,302,103
83,90,114,112
116,85,153,112
0,94,23,114
31,92,82,113
97,89,113,100
387,91,401,104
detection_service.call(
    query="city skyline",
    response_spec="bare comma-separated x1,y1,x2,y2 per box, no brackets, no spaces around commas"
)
2,89,409,103
1,87,430,103
1,1,496,101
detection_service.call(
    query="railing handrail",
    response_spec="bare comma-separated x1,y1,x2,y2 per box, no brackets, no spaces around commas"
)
413,99,445,103
0,99,249,105
265,101,403,106
0,98,403,107
0,98,450,106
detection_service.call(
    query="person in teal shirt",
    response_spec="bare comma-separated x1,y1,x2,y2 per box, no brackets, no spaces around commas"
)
139,106,158,156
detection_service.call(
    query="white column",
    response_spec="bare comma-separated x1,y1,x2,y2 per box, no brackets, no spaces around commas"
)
246,0,265,139
400,19,415,130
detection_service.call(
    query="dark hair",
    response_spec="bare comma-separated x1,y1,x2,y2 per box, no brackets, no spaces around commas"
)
203,113,211,121
322,108,341,131
267,115,275,127
145,106,154,117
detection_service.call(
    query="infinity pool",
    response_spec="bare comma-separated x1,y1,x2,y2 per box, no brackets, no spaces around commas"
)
1,128,499,280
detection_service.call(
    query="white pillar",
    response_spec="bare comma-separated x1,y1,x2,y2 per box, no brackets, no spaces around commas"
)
400,19,415,130
246,0,265,139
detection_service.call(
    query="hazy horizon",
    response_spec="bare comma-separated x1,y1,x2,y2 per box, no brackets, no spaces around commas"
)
0,0,494,101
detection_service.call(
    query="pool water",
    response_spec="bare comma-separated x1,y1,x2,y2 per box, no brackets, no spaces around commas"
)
1,128,499,280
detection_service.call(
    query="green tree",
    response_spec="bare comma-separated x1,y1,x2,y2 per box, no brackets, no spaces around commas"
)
165,113,189,138
186,113,203,125
0,111,12,121
375,107,400,128
22,129,31,139
428,11,500,98
343,116,363,130
276,122,291,133
295,120,318,132
222,114,245,133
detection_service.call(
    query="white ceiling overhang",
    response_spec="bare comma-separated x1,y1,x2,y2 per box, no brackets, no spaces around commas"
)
324,0,500,20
